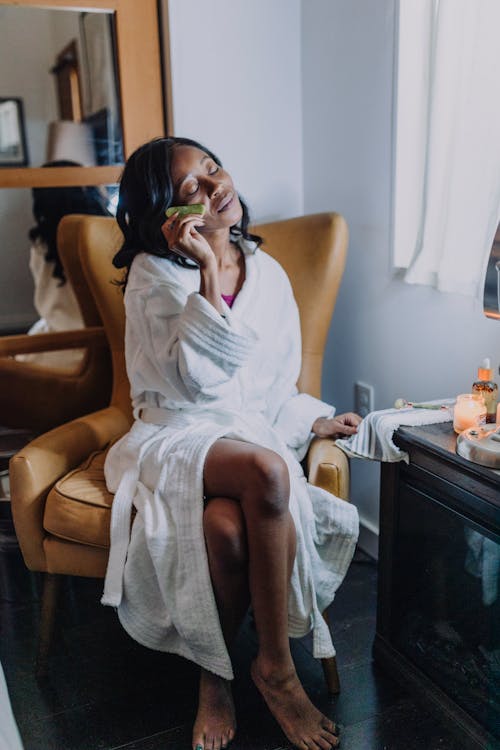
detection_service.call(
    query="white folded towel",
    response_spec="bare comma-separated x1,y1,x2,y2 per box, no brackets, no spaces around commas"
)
336,400,454,463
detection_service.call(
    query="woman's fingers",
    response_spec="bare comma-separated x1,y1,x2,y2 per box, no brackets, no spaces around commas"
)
162,213,204,240
313,416,359,438
178,215,205,242
161,213,211,264
336,411,363,427
330,419,357,436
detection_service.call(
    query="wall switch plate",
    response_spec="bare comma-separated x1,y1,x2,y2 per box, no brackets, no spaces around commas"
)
354,381,374,418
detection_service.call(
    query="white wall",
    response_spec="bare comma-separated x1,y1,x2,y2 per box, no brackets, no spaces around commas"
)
301,0,499,557
166,0,500,556
165,0,303,223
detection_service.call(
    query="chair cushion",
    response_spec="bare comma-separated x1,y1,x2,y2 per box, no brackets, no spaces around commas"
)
44,449,113,549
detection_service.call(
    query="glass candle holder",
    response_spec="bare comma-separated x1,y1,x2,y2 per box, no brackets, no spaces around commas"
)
453,393,486,434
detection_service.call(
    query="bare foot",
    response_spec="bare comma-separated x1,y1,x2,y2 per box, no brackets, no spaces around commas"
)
192,669,236,750
251,659,339,749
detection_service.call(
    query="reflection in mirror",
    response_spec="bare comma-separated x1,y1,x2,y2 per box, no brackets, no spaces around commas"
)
0,98,29,166
483,223,500,320
0,5,123,169
0,184,118,334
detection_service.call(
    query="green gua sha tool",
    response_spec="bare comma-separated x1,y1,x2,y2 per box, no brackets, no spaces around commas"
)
165,204,205,217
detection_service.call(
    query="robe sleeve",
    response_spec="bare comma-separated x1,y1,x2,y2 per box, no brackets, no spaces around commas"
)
273,389,336,461
128,282,258,403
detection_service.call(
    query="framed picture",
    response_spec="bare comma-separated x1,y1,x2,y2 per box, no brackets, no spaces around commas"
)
0,98,29,167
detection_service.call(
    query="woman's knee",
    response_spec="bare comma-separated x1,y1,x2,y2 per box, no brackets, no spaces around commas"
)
203,498,248,567
246,448,290,516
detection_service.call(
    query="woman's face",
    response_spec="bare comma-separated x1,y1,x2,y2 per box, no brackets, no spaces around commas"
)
169,145,243,230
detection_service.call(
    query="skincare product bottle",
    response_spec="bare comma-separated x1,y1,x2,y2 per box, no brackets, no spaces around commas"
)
472,357,498,424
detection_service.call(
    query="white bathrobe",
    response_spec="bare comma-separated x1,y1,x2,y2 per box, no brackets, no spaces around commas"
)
17,239,85,369
102,236,359,680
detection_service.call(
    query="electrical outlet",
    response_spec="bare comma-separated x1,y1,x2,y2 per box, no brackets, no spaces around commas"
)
354,381,374,418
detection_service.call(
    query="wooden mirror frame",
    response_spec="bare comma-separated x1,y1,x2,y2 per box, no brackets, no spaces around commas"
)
0,0,166,188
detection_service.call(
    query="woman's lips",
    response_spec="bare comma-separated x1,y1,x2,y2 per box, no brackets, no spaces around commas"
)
217,193,234,212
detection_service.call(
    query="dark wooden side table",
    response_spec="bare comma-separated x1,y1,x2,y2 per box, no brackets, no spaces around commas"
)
0,426,40,601
375,422,500,750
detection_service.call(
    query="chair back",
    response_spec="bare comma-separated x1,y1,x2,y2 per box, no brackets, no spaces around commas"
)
59,211,347,421
63,215,133,423
253,212,348,398
57,217,104,328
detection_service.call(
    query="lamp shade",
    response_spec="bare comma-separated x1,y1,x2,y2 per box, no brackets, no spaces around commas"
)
45,120,95,166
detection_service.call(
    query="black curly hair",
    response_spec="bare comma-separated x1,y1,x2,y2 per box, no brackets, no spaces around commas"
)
29,160,110,284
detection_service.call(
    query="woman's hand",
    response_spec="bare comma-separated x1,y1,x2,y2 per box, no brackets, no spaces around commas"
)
161,212,214,268
311,412,362,439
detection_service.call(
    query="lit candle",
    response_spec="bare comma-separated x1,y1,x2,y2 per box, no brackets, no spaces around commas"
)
453,393,486,434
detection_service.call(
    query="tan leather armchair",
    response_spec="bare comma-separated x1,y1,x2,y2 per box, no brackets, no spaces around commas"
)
10,212,351,691
0,217,112,434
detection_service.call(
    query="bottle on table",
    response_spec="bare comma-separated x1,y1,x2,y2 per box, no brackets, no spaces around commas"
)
472,357,498,424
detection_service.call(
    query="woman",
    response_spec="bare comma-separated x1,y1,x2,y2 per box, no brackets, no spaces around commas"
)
20,161,110,368
103,136,361,750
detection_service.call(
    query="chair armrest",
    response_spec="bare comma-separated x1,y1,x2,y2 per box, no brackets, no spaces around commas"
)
0,327,107,356
305,436,350,500
9,406,130,572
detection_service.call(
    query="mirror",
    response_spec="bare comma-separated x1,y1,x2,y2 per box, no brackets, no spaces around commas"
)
0,5,123,169
484,223,500,320
0,5,124,332
0,0,164,334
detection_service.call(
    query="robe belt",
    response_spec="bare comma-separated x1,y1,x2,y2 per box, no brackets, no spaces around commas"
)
101,465,139,607
138,407,196,427
101,421,201,607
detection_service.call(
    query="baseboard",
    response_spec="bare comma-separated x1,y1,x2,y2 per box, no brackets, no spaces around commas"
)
357,515,379,560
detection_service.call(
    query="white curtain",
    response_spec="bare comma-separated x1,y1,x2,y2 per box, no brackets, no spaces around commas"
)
393,0,500,297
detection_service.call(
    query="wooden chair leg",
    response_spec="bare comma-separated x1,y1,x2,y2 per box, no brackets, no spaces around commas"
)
36,573,62,678
321,655,341,695
321,608,341,694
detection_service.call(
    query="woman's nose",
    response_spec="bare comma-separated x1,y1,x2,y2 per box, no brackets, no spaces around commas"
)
207,178,223,199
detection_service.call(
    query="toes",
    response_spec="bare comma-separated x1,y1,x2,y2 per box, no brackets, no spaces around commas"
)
318,726,340,748
320,724,339,737
317,735,339,750
321,717,337,734
194,732,233,750
316,736,334,750
299,741,321,750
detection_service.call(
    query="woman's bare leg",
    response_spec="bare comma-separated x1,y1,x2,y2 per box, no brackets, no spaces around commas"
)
192,497,249,750
198,439,339,750
204,497,250,644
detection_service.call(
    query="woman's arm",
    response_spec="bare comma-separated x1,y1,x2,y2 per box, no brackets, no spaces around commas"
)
127,278,257,404
161,212,224,315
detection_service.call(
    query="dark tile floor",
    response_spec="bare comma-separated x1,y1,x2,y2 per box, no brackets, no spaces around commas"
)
0,543,463,750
